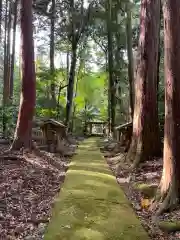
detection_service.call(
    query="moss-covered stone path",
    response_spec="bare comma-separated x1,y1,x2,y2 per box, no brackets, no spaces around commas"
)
44,138,149,240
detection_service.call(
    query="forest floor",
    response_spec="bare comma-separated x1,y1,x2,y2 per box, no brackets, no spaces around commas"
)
44,138,149,240
0,138,79,240
101,138,180,240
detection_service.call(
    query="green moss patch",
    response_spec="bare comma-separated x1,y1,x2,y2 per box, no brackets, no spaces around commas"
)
134,183,157,198
44,138,149,240
158,221,180,233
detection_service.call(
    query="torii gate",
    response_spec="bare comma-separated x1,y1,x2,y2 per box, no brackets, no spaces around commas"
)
85,121,108,136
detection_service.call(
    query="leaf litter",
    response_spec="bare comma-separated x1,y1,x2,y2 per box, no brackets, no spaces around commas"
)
0,141,76,240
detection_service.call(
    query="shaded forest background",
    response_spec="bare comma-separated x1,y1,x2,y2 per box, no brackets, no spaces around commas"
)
0,0,164,137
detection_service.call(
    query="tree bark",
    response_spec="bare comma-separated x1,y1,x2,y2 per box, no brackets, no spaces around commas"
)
10,0,18,100
157,4,162,104
65,44,77,128
106,54,111,136
50,0,56,109
6,1,12,99
127,0,161,167
115,11,123,123
3,0,8,103
107,0,115,135
11,0,36,150
66,49,69,81
2,0,9,138
155,0,180,215
71,49,85,132
65,0,78,129
126,1,134,120
71,77,79,132
0,0,2,42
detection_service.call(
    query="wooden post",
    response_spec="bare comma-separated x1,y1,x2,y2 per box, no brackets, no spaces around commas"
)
90,123,92,135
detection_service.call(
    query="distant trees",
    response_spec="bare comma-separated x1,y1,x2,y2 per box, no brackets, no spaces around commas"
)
65,1,92,129
2,0,18,137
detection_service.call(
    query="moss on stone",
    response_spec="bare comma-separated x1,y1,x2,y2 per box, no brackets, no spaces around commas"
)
134,183,157,198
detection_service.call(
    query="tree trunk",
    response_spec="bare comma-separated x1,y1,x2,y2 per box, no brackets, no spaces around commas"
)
65,44,77,128
6,1,12,98
66,49,69,81
0,0,2,42
126,1,134,119
71,63,81,132
3,0,8,102
84,100,88,134
115,11,123,123
107,0,115,135
71,40,87,131
3,0,9,138
155,0,180,215
105,54,111,136
10,0,18,100
127,0,161,167
11,0,36,150
157,4,162,104
65,0,77,129
50,0,56,109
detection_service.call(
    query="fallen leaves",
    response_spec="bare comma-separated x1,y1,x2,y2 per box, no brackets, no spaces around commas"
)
0,143,74,239
141,198,151,209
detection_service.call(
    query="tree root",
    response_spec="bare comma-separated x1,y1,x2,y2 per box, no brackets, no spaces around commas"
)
150,185,179,216
0,154,25,161
126,138,139,164
126,147,136,163
156,194,179,216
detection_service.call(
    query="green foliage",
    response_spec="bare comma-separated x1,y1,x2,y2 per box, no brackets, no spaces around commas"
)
75,71,108,122
0,0,165,136
0,105,18,137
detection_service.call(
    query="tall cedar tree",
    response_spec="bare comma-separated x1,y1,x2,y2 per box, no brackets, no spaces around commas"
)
50,0,56,109
107,0,115,134
10,0,18,99
3,0,8,104
2,0,9,137
127,0,161,167
126,1,134,119
6,1,12,100
156,0,180,214
11,0,36,149
65,0,77,129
